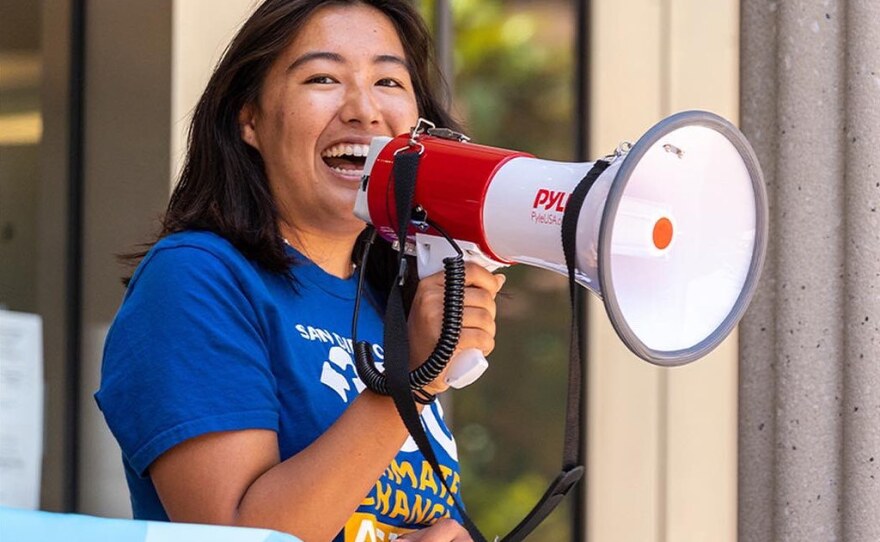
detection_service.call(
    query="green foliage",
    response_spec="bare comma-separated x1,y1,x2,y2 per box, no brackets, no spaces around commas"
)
418,1,577,539
422,0,574,159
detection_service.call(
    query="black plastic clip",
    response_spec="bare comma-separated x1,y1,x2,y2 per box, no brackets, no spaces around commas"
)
397,257,408,286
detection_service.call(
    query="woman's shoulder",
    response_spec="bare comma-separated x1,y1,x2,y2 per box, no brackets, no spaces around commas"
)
130,230,259,290
152,229,240,258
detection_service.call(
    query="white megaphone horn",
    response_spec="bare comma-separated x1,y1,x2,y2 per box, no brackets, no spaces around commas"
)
354,110,768,388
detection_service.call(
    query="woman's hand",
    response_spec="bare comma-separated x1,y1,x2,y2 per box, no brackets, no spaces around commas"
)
397,519,473,541
407,262,506,395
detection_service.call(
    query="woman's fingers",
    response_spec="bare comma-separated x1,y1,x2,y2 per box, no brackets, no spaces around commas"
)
397,518,473,541
407,262,507,391
463,287,497,320
418,263,505,297
457,327,496,357
462,262,506,295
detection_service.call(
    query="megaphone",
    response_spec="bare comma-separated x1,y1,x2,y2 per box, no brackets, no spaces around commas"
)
354,110,767,387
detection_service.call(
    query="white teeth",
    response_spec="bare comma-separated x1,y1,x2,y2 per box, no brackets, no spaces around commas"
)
329,166,364,177
321,143,370,158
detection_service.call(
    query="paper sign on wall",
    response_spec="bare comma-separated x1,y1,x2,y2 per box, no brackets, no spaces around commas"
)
0,309,44,509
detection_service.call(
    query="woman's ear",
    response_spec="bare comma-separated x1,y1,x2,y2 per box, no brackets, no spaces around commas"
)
239,103,260,150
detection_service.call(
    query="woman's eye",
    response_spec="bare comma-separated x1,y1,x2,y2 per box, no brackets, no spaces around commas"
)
376,78,403,88
306,75,336,84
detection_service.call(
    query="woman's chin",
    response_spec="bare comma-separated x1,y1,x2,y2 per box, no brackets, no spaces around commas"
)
330,197,369,235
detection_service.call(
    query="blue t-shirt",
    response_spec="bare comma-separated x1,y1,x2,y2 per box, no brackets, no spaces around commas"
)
95,231,462,541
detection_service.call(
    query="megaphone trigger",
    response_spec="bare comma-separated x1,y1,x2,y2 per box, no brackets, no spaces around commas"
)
444,348,491,389
414,233,507,279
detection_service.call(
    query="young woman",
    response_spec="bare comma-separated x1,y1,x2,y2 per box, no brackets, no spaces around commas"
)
95,1,503,541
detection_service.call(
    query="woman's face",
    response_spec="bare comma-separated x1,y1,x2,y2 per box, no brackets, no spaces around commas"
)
240,3,420,239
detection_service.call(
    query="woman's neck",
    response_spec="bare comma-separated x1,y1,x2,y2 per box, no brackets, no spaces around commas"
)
281,224,360,279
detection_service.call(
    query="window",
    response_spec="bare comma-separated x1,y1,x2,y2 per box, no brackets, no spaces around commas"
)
422,1,579,539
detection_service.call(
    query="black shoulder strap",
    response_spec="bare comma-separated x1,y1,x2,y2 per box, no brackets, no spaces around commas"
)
559,159,611,471
382,150,489,540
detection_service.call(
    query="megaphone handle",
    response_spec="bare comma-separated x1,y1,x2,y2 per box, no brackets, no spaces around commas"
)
444,348,489,389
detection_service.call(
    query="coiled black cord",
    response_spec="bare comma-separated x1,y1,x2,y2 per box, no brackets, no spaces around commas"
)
352,221,466,396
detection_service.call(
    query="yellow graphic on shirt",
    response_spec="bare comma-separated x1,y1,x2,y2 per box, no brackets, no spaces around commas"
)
345,458,460,540
344,512,414,542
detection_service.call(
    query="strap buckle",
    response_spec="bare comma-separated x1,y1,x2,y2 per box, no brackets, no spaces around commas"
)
427,126,471,143
549,466,585,497
602,140,632,163
394,118,436,156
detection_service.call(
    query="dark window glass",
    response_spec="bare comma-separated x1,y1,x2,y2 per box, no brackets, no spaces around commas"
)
0,1,42,312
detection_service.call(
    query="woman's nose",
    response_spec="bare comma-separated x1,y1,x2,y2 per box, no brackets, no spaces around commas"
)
340,84,381,126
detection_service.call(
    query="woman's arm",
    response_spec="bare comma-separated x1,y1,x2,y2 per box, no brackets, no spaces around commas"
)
150,390,410,541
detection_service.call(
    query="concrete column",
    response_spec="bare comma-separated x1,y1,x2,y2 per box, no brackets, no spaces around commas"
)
842,2,880,541
773,2,846,541
737,1,777,540
739,1,880,541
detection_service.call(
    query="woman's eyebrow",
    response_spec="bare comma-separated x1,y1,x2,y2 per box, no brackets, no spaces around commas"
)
287,51,410,73
287,51,344,72
375,54,410,70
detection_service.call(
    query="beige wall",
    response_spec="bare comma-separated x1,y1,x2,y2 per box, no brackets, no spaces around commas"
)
171,0,258,182
587,1,740,541
75,0,256,516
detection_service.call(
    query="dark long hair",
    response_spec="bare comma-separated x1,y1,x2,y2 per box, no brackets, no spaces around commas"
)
125,0,461,295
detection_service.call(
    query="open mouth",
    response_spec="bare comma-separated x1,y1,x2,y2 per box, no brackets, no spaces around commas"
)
321,143,369,179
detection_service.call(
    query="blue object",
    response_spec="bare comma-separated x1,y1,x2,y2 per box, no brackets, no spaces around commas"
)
0,506,299,542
